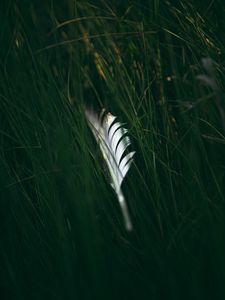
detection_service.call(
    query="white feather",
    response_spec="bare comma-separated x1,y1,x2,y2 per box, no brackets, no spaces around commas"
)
85,109,135,231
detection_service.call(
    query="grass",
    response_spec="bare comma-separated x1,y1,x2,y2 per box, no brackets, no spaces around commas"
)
0,1,225,299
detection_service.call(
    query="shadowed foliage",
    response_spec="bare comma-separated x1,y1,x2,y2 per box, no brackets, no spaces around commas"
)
0,1,225,299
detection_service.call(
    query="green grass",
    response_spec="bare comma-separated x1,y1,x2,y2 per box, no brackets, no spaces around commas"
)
1,1,225,299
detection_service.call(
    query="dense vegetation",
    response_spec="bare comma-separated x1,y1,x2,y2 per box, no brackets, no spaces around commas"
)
1,1,225,299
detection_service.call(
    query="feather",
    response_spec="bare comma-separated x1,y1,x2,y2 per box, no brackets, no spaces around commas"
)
85,108,135,231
